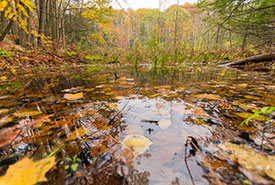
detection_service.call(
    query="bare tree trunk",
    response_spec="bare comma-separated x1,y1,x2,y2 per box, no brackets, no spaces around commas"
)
242,32,247,51
39,0,47,45
174,0,179,48
0,19,14,41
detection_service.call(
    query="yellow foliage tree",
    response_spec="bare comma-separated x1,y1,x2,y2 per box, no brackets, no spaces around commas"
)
0,0,35,41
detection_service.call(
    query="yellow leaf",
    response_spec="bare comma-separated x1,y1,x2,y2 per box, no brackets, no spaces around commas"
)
0,156,56,185
243,95,260,100
0,76,7,80
0,1,8,11
122,134,153,156
13,110,42,117
192,94,221,100
11,68,16,74
237,84,247,88
235,112,267,121
84,88,95,92
0,109,9,114
220,72,225,76
106,103,118,110
64,92,83,101
66,127,90,141
219,142,275,179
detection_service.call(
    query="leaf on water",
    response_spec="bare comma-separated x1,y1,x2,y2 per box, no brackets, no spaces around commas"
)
243,95,260,100
219,142,275,180
237,84,248,88
192,94,221,100
235,112,267,121
106,103,118,110
153,85,171,89
0,109,9,115
265,85,275,90
0,76,7,80
64,92,83,101
122,134,153,156
65,127,90,141
0,156,56,185
232,101,259,111
0,126,21,148
0,116,13,127
158,119,172,129
13,110,42,117
62,86,84,93
84,88,95,92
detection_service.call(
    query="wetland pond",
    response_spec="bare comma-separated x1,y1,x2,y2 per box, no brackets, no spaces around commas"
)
0,65,274,185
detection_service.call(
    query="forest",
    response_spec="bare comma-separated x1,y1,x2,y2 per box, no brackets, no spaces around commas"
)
0,0,274,185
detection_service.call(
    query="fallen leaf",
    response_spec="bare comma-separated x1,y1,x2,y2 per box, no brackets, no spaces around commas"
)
13,110,42,117
219,142,275,180
243,95,260,100
122,134,153,156
0,126,21,148
235,112,267,121
66,127,90,141
106,103,118,110
192,94,221,100
0,116,13,127
84,88,95,92
64,92,83,101
237,84,247,88
0,76,7,80
0,109,9,114
158,119,172,129
0,156,56,185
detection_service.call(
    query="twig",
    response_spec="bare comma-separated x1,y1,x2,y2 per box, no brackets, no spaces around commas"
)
184,140,195,185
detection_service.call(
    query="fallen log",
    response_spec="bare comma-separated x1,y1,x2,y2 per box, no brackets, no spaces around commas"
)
222,53,275,66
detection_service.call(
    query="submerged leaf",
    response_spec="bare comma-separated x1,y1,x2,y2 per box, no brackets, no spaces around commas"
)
65,128,90,141
158,119,172,129
64,92,83,101
13,110,42,117
0,156,56,185
122,134,153,156
0,126,21,148
219,142,275,180
0,109,9,115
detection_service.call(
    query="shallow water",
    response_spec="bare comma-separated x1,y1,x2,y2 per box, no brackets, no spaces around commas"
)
0,65,274,184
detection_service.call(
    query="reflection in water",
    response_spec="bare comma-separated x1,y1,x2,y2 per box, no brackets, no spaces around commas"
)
0,65,274,184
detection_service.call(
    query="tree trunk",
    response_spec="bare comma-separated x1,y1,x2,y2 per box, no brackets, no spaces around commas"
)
38,0,46,45
223,53,275,66
0,19,14,41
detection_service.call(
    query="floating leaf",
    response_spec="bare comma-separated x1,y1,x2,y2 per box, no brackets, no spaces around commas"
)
0,109,9,114
0,76,7,80
243,95,260,100
236,112,267,121
64,92,83,101
66,127,90,141
122,134,153,156
13,110,42,117
219,142,275,180
106,103,118,110
84,88,95,92
0,116,13,127
192,94,221,100
158,119,172,129
0,156,56,185
237,84,247,88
